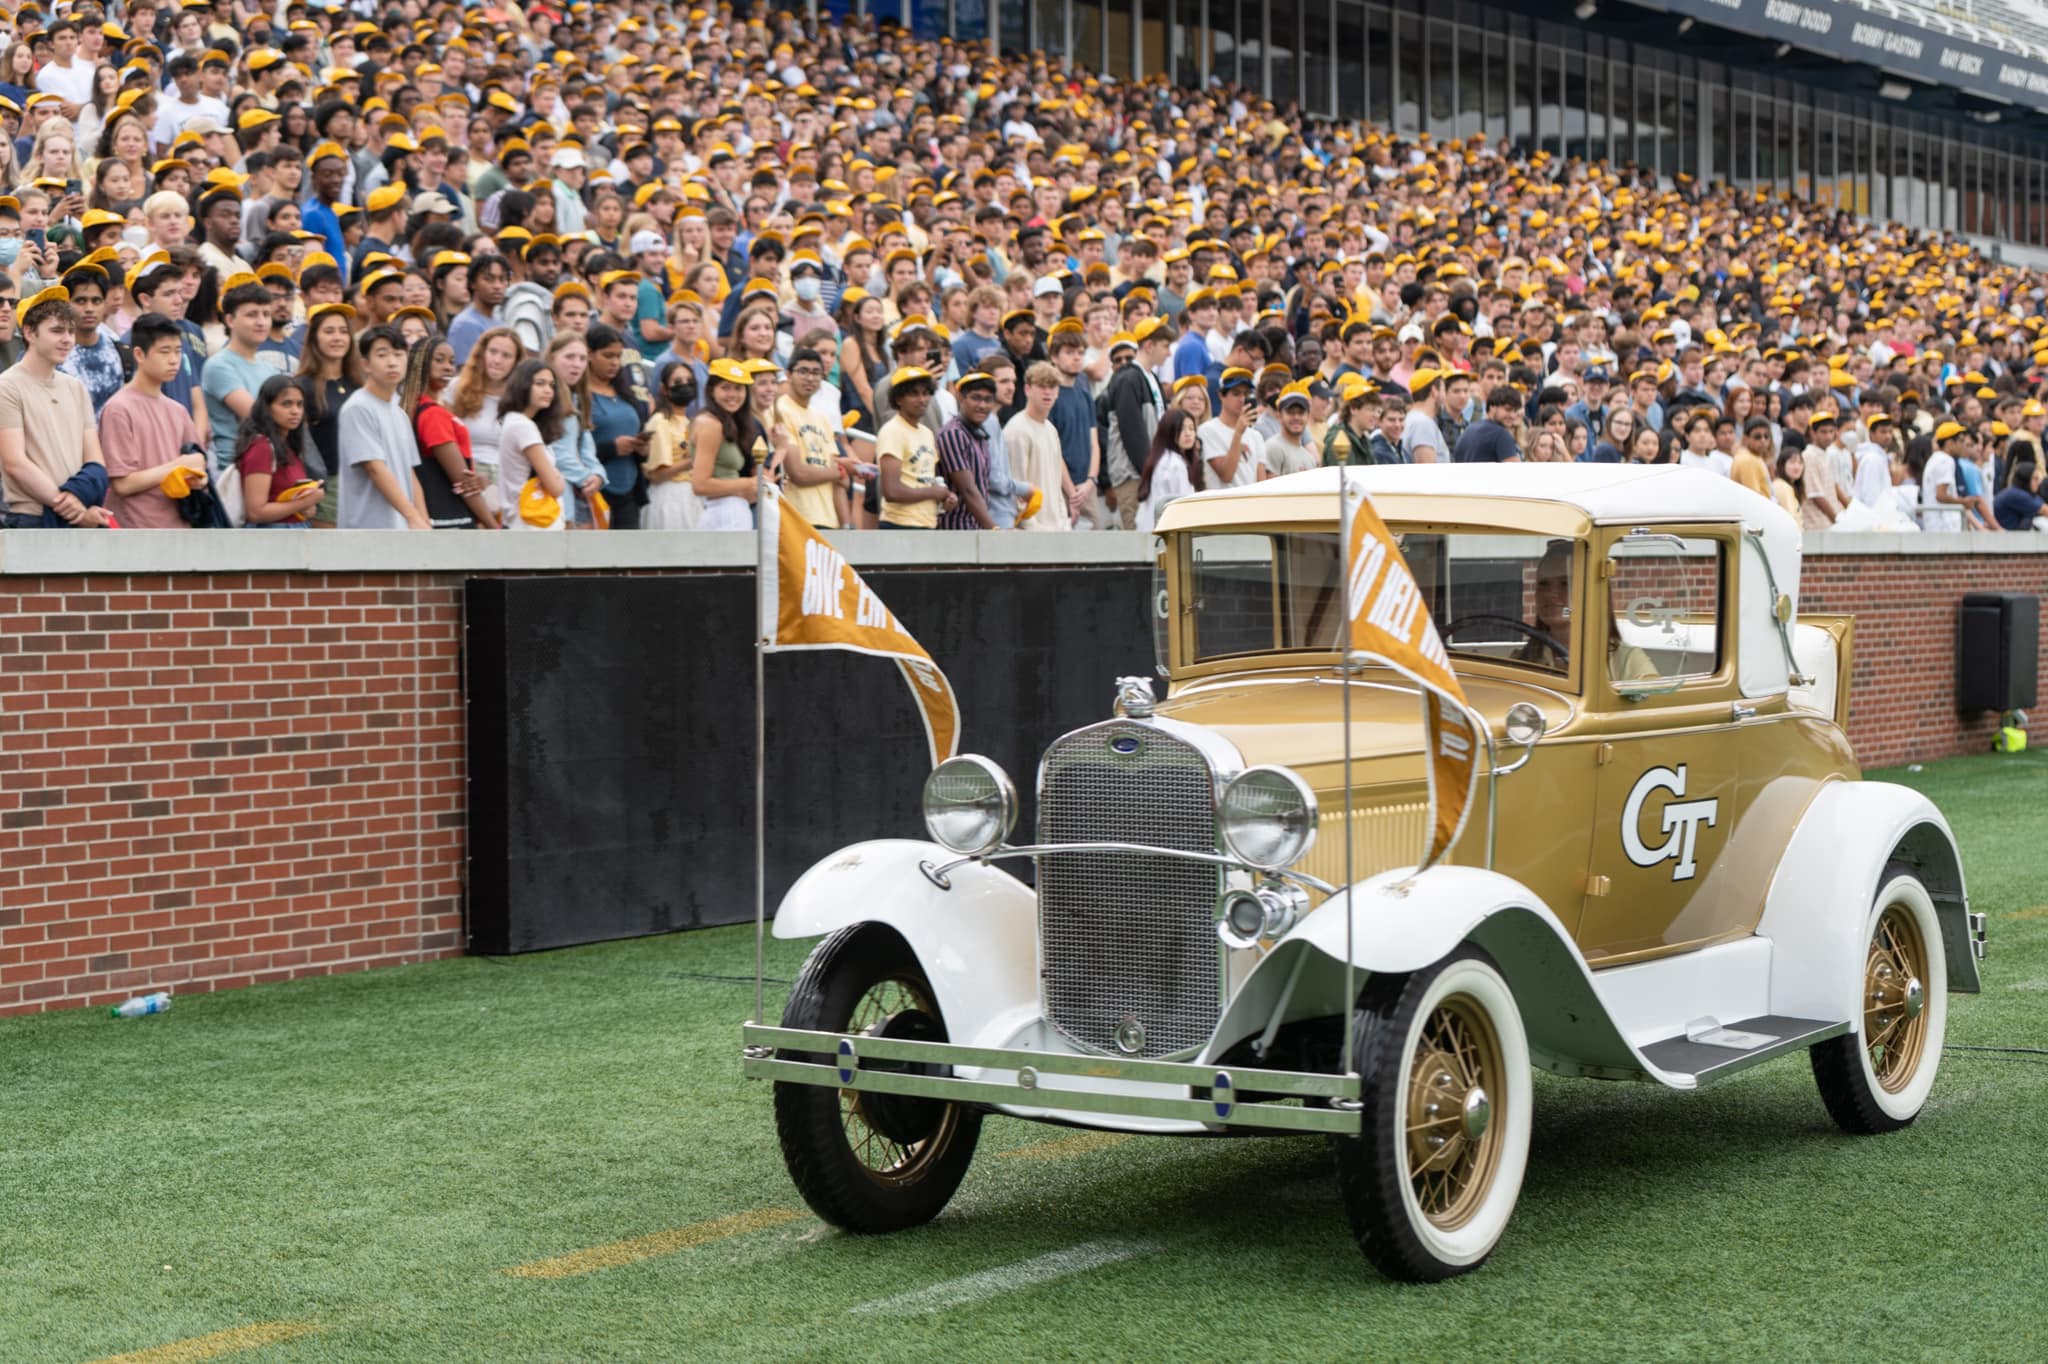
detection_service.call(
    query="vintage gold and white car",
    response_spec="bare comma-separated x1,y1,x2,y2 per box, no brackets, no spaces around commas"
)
742,465,1987,1281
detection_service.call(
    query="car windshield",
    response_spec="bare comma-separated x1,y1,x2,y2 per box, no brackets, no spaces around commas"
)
1180,529,1573,675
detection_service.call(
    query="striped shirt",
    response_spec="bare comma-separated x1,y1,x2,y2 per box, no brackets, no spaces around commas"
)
935,416,992,530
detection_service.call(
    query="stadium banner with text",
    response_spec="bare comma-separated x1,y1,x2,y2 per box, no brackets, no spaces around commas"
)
1637,0,2048,114
756,482,961,768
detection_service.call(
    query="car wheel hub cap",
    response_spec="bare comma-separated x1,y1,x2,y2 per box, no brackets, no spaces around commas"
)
1462,1086,1491,1141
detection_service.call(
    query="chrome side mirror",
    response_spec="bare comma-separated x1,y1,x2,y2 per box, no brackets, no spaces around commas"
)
1493,702,1545,776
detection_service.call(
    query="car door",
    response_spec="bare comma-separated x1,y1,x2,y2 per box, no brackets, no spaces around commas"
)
1577,527,1745,965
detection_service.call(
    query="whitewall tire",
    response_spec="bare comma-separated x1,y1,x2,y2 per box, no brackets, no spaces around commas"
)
1810,867,1948,1134
1333,946,1533,1281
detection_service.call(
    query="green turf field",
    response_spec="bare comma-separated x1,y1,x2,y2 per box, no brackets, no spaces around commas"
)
5,752,2046,1363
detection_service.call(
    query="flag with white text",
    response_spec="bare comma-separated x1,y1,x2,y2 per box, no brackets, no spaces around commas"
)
756,482,960,767
1341,472,1479,871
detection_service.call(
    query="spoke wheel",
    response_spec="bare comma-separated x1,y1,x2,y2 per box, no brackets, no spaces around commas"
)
1334,946,1532,1282
837,978,963,1186
1811,865,1948,1135
1404,995,1507,1231
1864,906,1930,1094
774,925,982,1233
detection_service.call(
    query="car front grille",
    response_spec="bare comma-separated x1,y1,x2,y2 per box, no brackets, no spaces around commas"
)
1036,721,1220,1059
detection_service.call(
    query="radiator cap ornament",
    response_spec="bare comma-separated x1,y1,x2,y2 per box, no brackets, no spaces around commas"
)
1115,675,1156,718
1114,1013,1147,1054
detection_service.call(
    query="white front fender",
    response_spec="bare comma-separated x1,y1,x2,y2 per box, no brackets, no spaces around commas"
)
773,840,1038,1049
1209,866,1665,1083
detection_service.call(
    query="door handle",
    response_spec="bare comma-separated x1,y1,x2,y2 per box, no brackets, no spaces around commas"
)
1732,701,1757,721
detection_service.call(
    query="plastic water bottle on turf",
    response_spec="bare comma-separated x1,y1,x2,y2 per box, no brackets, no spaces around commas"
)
110,991,171,1019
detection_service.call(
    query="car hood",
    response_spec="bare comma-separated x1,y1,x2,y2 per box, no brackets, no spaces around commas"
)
1154,667,1572,776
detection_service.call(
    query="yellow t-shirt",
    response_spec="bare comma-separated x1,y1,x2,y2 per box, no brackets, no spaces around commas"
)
640,412,689,477
878,414,940,529
775,393,841,528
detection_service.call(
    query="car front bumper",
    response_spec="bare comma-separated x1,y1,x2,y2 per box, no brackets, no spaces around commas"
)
741,1023,1364,1135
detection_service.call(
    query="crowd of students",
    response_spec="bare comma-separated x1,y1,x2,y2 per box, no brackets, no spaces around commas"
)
0,2,2044,537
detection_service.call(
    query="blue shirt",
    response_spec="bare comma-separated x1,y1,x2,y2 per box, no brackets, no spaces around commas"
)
446,305,495,366
631,280,669,361
589,390,644,494
1957,458,1985,499
301,199,348,286
200,347,273,471
1993,484,2042,530
951,331,1001,373
1048,379,1096,485
58,329,123,416
980,411,1021,528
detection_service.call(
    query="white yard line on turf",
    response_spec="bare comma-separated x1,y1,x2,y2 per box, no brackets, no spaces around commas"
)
847,1238,1161,1316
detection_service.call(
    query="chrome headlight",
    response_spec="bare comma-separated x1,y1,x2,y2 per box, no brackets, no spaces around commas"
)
921,755,1017,856
1218,766,1318,870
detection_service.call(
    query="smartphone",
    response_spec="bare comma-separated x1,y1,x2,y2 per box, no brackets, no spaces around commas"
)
64,180,81,198
25,227,43,250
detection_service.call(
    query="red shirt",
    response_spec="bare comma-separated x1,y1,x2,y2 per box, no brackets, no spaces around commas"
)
237,434,310,504
414,397,472,464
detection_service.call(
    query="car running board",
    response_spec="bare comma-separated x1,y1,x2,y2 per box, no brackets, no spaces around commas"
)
1637,1015,1850,1088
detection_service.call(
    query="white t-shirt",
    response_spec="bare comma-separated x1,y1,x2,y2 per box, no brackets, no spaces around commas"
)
34,58,93,107
1920,450,1961,531
1136,451,1198,534
1002,411,1071,531
497,411,563,529
1852,444,1891,509
1677,449,1732,479
153,93,231,149
1198,417,1265,488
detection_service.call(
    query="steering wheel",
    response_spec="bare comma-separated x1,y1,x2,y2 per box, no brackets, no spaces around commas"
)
1440,614,1569,665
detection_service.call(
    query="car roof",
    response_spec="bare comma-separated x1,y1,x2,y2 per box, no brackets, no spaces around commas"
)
1156,463,1805,624
1166,463,1773,525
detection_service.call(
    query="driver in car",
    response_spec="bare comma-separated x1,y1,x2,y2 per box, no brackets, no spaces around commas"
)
1516,540,1657,682
1514,540,1574,668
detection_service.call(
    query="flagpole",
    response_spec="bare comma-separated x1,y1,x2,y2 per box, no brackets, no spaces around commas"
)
753,473,769,1031
1339,468,1357,1083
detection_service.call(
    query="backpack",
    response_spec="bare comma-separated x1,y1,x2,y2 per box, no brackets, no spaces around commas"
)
209,444,246,527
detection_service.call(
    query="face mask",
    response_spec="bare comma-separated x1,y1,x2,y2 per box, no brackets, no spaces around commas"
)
793,277,820,302
0,238,19,266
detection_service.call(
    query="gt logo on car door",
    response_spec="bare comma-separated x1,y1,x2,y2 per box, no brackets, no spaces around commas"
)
1621,765,1720,880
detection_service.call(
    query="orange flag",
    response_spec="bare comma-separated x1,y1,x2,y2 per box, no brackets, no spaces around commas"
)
756,482,960,768
1341,471,1479,871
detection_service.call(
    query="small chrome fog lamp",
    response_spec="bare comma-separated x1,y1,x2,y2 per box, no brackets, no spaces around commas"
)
921,755,1017,856
1216,880,1310,950
1218,766,1318,870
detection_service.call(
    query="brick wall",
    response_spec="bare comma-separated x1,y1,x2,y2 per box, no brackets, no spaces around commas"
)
0,573,466,1017
1802,549,2048,767
0,537,2039,1017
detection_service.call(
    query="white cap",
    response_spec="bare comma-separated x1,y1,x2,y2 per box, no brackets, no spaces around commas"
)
1032,275,1064,297
549,147,587,170
628,229,668,254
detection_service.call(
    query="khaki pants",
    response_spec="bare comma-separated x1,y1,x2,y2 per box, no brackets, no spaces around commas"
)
1110,478,1141,530
1073,484,1114,530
